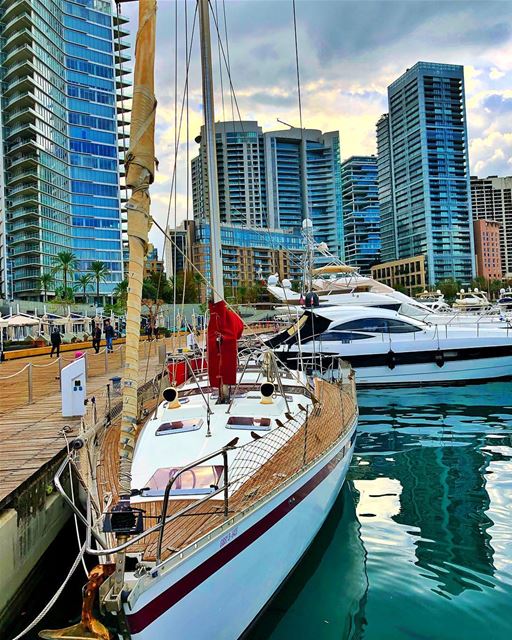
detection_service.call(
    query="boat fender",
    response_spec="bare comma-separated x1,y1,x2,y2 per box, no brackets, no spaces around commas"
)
386,350,396,370
434,350,445,367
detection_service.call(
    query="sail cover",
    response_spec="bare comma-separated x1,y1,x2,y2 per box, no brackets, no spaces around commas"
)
207,300,244,387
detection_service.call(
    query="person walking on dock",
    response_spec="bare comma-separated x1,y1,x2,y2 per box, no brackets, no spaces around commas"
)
92,324,102,354
105,320,114,353
50,327,62,358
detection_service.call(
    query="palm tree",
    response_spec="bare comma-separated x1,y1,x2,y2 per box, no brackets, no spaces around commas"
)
38,272,54,302
52,251,77,297
90,261,110,306
75,273,93,302
113,279,128,311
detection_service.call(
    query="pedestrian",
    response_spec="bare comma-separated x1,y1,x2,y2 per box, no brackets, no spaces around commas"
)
92,324,102,354
146,323,153,341
104,320,114,353
50,327,62,358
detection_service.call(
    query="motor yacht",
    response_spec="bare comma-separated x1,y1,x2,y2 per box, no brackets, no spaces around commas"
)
452,289,493,312
269,306,512,387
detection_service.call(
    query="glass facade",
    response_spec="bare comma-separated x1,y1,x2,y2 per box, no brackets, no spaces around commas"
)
192,122,344,260
193,221,303,287
341,155,381,274
0,0,128,300
377,62,475,285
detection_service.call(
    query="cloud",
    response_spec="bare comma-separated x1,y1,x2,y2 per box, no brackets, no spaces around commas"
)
118,0,512,252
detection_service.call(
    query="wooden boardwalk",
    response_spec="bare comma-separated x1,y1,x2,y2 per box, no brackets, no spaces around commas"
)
0,340,168,509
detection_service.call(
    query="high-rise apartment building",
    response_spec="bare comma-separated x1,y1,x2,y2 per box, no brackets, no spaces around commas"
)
0,0,128,300
377,62,475,285
341,155,380,273
470,176,512,278
191,122,344,259
473,219,502,280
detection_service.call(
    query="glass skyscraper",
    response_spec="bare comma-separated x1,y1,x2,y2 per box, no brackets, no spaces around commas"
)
377,62,475,285
341,155,380,274
192,122,344,260
0,0,128,300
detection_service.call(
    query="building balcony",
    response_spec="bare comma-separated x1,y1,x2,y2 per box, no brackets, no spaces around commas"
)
3,27,32,53
3,54,34,81
4,73,33,97
3,90,36,111
8,154,38,171
7,137,36,154
114,37,130,52
7,169,38,186
5,121,36,140
7,208,39,223
4,105,37,126
13,268,42,280
0,0,32,22
12,242,41,256
8,180,37,197
9,232,40,245
13,256,42,268
8,193,39,209
13,279,40,294
2,9,31,38
7,218,39,233
114,49,131,64
116,76,131,89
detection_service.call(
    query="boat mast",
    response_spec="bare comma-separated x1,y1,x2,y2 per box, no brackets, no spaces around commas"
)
118,0,157,498
198,0,224,302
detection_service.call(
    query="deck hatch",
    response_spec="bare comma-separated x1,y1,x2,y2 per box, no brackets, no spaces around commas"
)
156,418,203,435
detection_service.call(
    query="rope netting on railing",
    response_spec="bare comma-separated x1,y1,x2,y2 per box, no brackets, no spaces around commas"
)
153,375,357,561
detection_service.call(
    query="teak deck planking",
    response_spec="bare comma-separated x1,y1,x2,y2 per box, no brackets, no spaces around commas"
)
96,379,356,562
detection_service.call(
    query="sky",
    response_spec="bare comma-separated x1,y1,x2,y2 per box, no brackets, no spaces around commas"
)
118,0,512,252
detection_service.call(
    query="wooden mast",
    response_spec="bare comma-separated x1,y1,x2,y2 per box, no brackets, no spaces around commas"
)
118,0,157,498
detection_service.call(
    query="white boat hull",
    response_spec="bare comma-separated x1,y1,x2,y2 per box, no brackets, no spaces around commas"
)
347,354,512,386
124,425,357,639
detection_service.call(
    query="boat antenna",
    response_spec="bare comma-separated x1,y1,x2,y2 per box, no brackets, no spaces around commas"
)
118,0,157,500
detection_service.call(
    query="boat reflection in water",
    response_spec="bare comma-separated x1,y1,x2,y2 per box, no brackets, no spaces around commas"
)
252,382,512,640
247,482,369,640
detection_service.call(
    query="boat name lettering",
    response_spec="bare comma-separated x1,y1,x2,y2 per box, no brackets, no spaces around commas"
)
219,526,239,548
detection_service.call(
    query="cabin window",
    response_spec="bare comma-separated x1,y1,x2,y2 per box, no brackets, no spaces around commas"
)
226,416,272,431
156,418,203,435
337,318,421,334
317,331,373,342
144,465,224,496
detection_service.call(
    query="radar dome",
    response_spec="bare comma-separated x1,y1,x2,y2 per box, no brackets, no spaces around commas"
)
267,274,279,286
282,278,292,289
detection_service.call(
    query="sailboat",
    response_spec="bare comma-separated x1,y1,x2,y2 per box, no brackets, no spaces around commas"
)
39,1,358,639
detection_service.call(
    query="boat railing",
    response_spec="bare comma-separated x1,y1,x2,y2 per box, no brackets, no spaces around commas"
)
52,364,357,565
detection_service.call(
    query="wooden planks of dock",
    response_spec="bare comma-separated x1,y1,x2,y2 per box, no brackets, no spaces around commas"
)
0,340,169,509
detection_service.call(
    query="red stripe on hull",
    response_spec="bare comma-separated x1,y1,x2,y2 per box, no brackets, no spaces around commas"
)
127,431,355,634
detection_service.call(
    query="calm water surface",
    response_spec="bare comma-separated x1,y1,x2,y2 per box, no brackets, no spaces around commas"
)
250,382,512,640
10,382,512,640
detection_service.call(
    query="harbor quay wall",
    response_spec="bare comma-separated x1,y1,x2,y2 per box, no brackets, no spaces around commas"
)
0,456,72,633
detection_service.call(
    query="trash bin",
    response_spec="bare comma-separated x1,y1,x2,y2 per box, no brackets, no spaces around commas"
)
110,376,122,395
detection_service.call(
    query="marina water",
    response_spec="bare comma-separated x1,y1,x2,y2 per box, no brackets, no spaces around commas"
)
10,382,512,639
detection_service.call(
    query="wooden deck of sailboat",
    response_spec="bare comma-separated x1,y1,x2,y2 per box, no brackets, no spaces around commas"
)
96,379,356,562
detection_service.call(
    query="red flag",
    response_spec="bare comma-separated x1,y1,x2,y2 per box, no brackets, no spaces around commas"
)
207,300,243,387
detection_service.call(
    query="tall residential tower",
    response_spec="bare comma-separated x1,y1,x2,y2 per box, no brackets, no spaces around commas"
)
192,121,344,259
0,0,129,300
376,62,475,285
341,155,380,273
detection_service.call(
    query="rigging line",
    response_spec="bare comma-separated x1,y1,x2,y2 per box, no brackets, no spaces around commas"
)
221,0,235,126
148,2,197,360
214,0,227,124
181,0,190,317
292,0,304,131
207,0,245,134
171,0,179,352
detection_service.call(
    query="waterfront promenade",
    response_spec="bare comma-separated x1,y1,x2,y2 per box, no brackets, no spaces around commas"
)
0,340,166,509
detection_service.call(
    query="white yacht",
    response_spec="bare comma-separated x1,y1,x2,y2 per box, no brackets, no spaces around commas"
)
452,289,493,312
267,275,511,328
269,306,512,386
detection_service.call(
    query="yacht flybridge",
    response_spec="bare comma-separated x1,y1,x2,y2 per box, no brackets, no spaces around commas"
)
269,306,512,386
39,2,358,639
